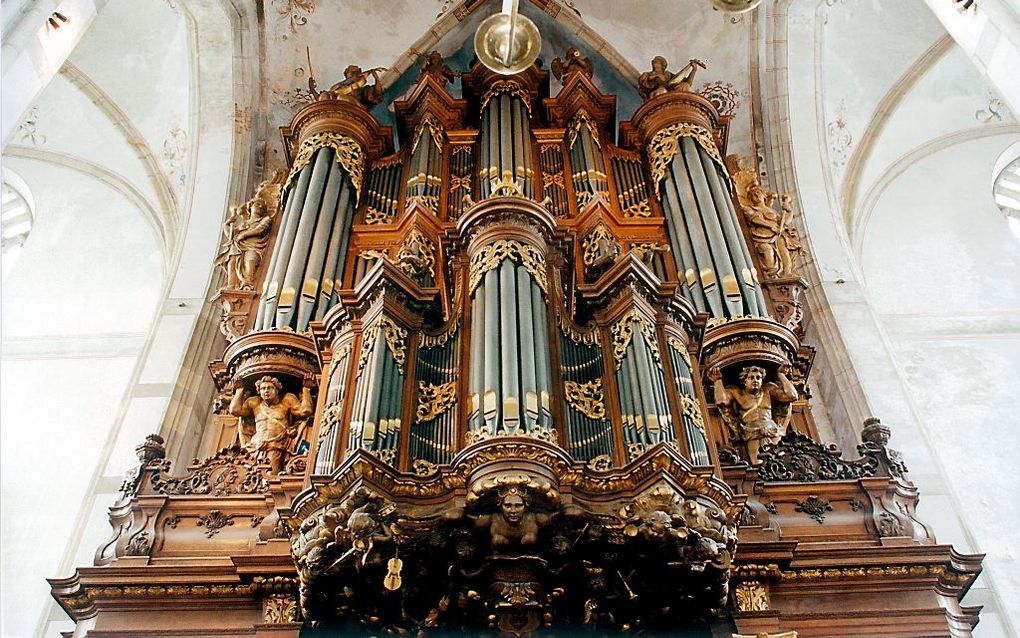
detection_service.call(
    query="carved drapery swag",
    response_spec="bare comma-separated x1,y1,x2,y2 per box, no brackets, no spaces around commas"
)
648,122,727,196
285,131,366,200
468,239,549,297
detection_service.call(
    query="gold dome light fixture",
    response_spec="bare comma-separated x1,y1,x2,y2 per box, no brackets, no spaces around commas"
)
709,0,763,12
474,0,541,75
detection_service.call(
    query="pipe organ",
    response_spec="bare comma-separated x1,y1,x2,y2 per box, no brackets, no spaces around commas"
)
52,49,984,638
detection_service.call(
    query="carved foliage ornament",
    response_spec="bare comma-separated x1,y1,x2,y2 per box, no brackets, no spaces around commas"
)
582,223,618,267
148,446,269,496
357,315,408,376
480,80,532,114
395,228,437,281
469,240,549,297
648,123,727,196
734,581,769,612
756,432,879,482
567,109,601,149
564,379,607,420
610,310,661,370
411,114,445,154
285,132,366,201
416,381,457,423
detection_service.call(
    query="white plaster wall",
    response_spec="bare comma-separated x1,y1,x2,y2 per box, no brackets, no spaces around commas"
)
0,159,164,638
860,134,1020,633
764,2,1020,635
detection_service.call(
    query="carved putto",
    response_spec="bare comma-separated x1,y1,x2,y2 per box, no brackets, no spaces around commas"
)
229,375,315,473
310,64,386,107
419,50,461,85
638,56,706,100
710,364,797,464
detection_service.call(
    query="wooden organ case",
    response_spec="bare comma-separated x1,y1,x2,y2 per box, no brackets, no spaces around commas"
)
50,52,983,638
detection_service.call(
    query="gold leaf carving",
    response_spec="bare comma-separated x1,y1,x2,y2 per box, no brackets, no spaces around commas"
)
285,132,366,201
416,382,457,423
468,240,548,298
647,123,726,196
564,379,607,420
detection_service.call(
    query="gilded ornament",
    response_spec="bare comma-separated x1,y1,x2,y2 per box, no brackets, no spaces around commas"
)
364,206,392,225
733,581,769,612
469,240,548,297
411,115,445,154
679,394,706,434
610,310,662,370
420,321,458,350
648,123,727,196
480,80,532,114
285,132,366,201
623,199,652,218
264,594,299,624
416,381,457,423
558,314,600,346
379,316,408,374
567,109,601,149
564,379,607,420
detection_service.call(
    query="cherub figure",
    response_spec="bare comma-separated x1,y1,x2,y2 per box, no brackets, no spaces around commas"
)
638,57,706,100
710,364,797,464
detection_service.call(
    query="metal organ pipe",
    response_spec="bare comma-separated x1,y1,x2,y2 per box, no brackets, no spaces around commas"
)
655,135,766,318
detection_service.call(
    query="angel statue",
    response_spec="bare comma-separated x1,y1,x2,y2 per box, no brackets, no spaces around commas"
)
215,170,285,291
638,57,706,100
709,364,797,464
730,157,805,279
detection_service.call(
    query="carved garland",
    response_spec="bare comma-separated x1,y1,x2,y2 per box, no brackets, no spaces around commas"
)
285,132,366,200
647,123,727,196
480,80,532,114
415,381,457,423
564,379,607,420
678,394,706,434
610,310,662,370
468,240,549,297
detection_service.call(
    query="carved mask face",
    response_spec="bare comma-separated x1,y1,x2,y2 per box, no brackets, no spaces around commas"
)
501,493,525,525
